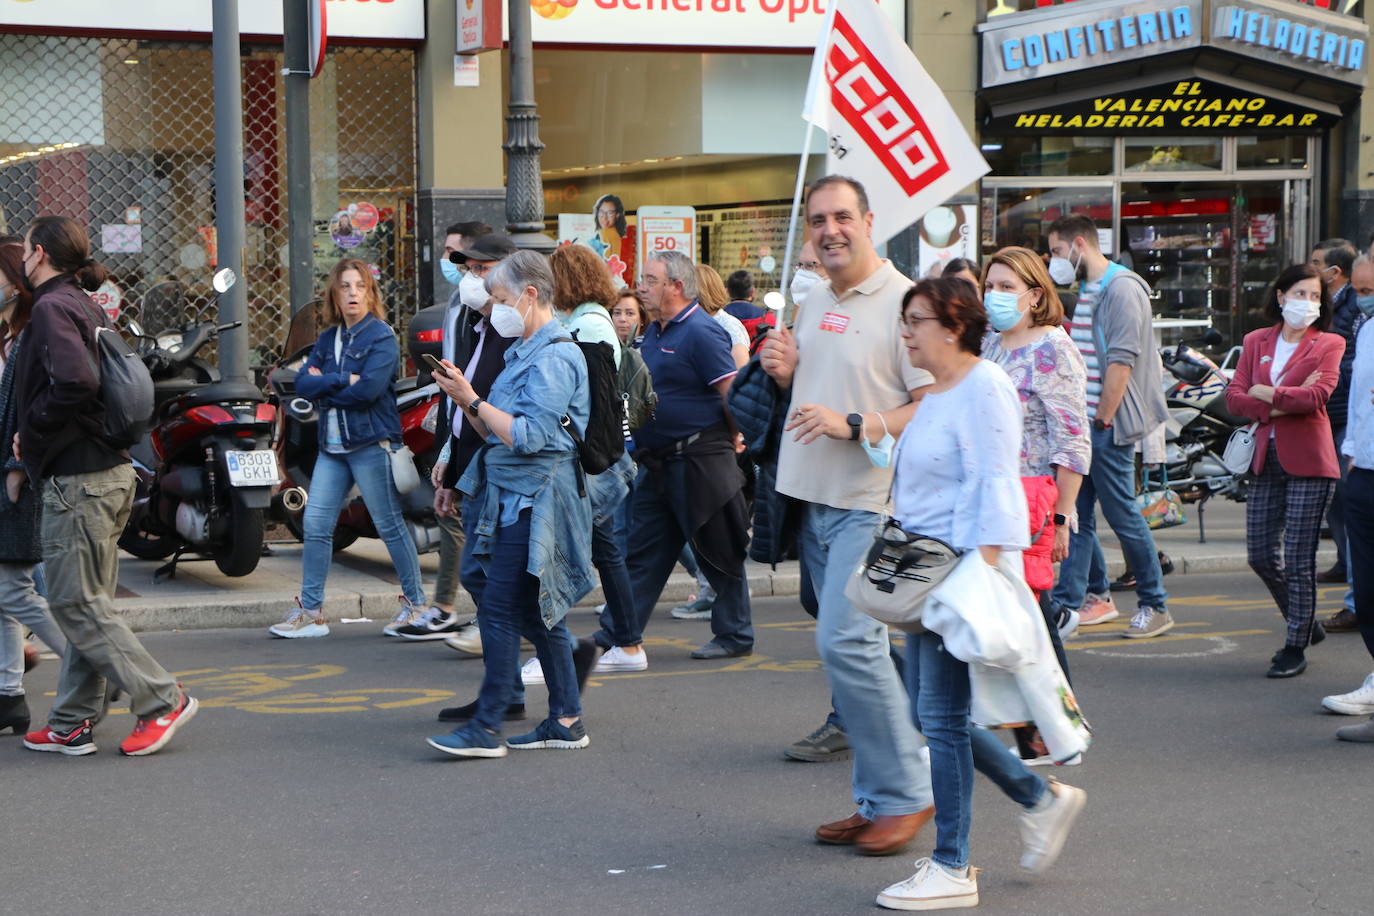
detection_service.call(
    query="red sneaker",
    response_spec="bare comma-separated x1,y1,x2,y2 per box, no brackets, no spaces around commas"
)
24,720,97,756
120,693,199,757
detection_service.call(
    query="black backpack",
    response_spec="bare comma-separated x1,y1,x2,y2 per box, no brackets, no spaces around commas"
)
557,335,626,483
85,300,155,448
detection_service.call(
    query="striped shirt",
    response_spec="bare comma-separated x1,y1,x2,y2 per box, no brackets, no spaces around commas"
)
1065,278,1103,409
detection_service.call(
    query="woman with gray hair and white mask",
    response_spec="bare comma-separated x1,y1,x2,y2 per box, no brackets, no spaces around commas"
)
425,250,598,758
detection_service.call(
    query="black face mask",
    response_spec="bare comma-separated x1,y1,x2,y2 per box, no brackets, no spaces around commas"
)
18,251,35,294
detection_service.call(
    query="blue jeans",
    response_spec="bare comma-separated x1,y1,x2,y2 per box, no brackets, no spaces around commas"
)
1053,426,1167,613
301,445,424,611
471,513,579,733
591,510,641,649
613,465,642,557
801,502,931,818
461,493,522,704
624,469,753,653
906,632,1048,871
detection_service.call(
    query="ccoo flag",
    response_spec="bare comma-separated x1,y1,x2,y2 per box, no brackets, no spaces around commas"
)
802,0,989,246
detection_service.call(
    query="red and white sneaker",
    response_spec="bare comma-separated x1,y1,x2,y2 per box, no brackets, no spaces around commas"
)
24,720,97,756
120,693,199,757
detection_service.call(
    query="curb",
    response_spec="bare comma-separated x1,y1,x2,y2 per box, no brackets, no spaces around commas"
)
112,545,1337,634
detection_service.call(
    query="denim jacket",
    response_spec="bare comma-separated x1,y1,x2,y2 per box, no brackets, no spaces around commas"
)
457,319,595,626
295,314,403,451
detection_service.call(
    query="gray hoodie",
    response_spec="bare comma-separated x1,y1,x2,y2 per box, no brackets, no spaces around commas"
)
1091,262,1168,446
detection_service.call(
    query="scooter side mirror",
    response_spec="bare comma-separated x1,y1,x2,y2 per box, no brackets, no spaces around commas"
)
212,268,237,294
128,320,145,338
1201,328,1223,348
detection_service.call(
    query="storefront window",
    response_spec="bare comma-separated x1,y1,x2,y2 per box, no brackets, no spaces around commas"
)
980,136,1113,177
982,185,1112,257
1236,135,1309,170
1123,137,1222,172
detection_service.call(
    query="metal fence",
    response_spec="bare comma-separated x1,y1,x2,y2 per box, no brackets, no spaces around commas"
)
0,34,418,370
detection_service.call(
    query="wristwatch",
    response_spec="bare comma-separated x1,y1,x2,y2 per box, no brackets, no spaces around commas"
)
1053,513,1069,526
846,412,863,441
1092,416,1112,431
467,396,485,417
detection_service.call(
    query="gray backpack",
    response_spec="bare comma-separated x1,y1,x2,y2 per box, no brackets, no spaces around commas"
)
86,301,155,448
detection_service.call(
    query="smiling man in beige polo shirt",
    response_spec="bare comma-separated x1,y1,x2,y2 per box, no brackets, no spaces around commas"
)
760,175,934,856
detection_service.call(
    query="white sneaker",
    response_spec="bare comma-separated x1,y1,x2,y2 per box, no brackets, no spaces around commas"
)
443,623,483,656
1322,672,1374,716
383,597,424,637
520,656,545,686
1018,777,1086,873
877,858,979,911
269,601,329,639
1023,752,1082,768
594,646,649,672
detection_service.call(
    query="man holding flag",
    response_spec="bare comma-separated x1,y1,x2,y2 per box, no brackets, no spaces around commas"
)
760,0,991,903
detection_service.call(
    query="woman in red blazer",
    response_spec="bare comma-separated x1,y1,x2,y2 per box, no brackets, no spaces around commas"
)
1226,263,1344,679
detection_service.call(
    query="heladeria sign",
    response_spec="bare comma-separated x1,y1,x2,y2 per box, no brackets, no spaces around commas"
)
986,78,1338,133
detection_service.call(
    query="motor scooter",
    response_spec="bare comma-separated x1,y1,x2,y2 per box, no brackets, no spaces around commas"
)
118,269,298,577
1154,328,1251,540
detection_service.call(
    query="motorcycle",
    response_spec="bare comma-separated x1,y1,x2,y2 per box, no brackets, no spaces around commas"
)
1154,328,1251,540
118,269,294,577
264,301,446,554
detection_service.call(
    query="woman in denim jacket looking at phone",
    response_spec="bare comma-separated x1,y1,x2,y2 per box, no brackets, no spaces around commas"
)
425,250,595,759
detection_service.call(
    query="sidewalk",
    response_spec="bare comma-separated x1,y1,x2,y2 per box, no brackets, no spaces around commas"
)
111,497,1336,632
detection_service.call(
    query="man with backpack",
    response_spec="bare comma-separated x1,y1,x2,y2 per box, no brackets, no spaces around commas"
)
13,216,196,757
624,250,754,660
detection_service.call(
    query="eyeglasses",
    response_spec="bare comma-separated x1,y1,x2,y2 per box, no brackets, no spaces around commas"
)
796,261,822,272
898,315,940,332
464,263,494,277
640,275,668,287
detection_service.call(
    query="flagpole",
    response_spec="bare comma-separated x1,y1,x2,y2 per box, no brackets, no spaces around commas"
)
779,121,816,313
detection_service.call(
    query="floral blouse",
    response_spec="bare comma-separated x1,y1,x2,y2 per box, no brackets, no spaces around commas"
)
984,326,1092,479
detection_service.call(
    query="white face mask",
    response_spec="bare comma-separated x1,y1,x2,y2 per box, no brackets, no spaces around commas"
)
459,272,488,311
1047,248,1080,287
1281,297,1320,330
489,297,527,338
790,269,821,304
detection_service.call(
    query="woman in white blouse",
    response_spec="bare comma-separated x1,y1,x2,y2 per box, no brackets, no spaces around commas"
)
875,278,1086,912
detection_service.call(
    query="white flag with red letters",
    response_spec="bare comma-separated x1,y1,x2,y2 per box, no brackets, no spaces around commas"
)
802,0,988,246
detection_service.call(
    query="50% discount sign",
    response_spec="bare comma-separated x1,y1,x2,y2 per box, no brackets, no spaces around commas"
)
636,206,696,279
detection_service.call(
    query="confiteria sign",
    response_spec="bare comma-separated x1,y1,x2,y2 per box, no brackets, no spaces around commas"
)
0,0,426,41
528,0,906,48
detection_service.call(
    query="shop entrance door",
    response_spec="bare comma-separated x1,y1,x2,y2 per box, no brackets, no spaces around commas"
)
1120,180,1298,349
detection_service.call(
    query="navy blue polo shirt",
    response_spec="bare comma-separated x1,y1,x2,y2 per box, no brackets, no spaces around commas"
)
724,299,766,322
636,302,737,448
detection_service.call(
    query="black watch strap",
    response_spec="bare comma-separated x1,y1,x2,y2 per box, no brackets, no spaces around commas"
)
467,396,485,417
1053,513,1068,526
846,412,863,441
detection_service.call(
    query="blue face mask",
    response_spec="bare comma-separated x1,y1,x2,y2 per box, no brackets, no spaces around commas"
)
984,289,1030,332
1357,294,1374,319
859,413,895,469
440,258,463,287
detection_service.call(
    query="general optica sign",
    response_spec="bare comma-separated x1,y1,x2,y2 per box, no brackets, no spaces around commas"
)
528,0,906,49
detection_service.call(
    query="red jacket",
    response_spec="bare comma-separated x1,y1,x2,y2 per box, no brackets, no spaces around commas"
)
1224,324,1343,479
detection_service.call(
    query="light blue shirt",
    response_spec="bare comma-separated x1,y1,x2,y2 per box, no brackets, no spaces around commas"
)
562,302,622,369
1343,319,1374,470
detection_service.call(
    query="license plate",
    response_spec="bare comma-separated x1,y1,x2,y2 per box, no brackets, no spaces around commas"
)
225,450,279,487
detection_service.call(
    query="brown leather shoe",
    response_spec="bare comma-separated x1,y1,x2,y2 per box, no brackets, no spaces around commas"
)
1325,608,1360,632
1317,566,1348,584
855,806,936,856
815,812,871,845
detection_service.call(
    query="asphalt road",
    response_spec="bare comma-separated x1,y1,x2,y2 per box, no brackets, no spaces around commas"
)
8,572,1373,916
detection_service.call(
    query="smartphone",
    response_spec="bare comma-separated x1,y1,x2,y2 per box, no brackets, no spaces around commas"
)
421,353,452,378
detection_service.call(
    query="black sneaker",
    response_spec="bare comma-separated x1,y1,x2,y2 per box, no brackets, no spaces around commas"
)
1266,646,1307,679
437,700,526,723
396,608,465,641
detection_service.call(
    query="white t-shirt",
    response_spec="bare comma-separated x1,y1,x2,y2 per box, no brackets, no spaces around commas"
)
776,260,934,514
1271,336,1299,386
712,309,750,351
